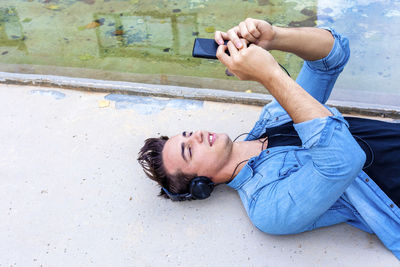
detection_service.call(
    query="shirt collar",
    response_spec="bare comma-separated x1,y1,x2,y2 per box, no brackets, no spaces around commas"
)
227,162,254,190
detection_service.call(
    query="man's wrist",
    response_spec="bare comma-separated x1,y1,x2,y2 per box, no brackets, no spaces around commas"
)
265,26,282,51
258,65,286,89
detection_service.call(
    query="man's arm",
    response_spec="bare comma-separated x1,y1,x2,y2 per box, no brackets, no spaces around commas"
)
215,18,334,61
217,41,331,123
268,26,334,61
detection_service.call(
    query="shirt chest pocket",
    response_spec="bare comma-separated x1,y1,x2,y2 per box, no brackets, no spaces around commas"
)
278,150,302,178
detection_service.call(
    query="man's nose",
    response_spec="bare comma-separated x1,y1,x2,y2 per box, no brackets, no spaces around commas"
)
192,130,203,143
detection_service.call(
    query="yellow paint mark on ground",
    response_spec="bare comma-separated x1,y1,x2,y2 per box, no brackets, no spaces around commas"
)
98,100,110,108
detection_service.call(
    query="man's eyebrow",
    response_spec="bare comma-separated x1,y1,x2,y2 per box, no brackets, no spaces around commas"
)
181,142,187,162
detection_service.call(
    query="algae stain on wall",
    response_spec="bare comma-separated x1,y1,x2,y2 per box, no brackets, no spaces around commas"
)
0,0,311,82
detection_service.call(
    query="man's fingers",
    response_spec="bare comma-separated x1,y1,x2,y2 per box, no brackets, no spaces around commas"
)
245,19,261,38
241,38,249,48
239,21,257,43
214,31,223,45
227,26,243,49
214,31,228,45
227,41,239,57
220,31,229,40
216,44,232,66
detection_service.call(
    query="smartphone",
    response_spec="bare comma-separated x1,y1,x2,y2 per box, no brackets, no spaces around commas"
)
192,38,291,77
192,38,229,59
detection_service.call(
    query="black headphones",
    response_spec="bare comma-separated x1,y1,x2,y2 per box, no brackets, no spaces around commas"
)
162,176,215,201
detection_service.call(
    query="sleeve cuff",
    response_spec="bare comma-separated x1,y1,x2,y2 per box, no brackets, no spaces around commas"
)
305,28,350,73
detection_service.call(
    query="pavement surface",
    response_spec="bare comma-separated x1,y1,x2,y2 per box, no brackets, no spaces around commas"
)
0,84,398,266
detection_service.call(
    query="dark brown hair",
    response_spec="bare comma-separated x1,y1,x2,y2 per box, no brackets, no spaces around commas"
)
137,136,196,197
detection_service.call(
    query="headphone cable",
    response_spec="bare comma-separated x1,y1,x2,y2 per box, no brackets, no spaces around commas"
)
227,132,269,183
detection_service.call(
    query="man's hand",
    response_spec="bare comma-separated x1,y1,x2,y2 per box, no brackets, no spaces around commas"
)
216,39,281,83
214,18,276,50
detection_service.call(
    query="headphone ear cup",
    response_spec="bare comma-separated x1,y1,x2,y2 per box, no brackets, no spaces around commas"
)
190,176,214,200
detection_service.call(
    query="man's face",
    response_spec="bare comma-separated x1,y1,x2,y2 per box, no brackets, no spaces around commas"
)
162,131,233,179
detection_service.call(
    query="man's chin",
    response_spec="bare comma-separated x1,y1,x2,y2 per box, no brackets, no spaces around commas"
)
221,133,233,147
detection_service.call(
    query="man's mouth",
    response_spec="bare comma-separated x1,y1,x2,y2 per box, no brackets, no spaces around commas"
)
208,133,215,146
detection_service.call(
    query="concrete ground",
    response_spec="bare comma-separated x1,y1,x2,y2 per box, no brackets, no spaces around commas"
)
0,84,398,266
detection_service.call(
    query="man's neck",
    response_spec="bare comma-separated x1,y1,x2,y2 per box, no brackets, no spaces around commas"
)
212,139,267,184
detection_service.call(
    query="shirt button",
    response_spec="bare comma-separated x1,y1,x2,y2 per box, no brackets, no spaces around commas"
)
266,150,270,154
390,204,394,208
275,117,279,121
365,178,369,182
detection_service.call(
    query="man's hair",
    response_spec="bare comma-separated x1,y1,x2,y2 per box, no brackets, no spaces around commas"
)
137,136,196,197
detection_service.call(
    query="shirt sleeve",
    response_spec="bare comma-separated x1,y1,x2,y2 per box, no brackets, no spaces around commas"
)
296,27,350,104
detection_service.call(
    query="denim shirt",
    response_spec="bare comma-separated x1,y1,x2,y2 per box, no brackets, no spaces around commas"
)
227,28,400,260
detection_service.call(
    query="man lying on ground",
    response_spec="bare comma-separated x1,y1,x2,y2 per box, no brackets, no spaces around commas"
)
138,18,400,259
